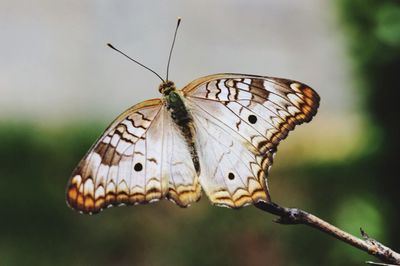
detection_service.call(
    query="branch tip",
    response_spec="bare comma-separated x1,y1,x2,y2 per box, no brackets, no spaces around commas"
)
254,201,400,265
361,227,369,239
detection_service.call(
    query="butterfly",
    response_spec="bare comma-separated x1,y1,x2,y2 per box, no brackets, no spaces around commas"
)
65,19,320,215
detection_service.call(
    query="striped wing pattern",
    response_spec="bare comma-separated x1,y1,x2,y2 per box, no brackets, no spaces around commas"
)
66,73,319,214
66,99,201,214
183,74,319,208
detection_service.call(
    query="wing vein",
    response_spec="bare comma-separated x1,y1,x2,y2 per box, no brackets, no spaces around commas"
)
193,114,258,178
190,100,265,153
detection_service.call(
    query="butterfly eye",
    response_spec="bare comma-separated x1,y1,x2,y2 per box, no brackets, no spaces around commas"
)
228,172,235,180
248,115,257,124
134,163,143,172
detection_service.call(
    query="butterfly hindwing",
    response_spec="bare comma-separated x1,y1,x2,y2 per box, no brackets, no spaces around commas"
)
192,108,271,207
182,74,320,208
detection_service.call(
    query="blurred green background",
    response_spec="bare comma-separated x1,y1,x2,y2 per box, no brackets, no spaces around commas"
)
1,0,399,265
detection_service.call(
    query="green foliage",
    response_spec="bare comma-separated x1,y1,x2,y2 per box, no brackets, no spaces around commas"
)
337,0,400,259
330,197,386,264
337,0,400,116
0,120,390,266
375,2,400,47
0,122,291,265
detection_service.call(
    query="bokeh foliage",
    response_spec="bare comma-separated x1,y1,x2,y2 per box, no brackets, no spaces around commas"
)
338,0,400,252
0,122,291,265
1,1,399,265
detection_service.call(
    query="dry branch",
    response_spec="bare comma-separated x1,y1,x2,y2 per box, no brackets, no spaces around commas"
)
255,202,400,265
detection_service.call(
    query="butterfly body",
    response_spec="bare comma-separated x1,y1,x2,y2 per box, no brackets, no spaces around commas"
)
161,81,200,175
66,73,320,214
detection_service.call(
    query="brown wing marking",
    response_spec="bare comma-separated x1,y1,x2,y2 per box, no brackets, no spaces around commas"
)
66,99,166,214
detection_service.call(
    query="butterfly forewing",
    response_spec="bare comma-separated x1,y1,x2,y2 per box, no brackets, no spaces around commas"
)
66,99,201,214
182,74,320,208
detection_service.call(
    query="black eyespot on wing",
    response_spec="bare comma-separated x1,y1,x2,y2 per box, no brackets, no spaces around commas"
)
134,163,143,172
248,115,257,124
228,172,235,180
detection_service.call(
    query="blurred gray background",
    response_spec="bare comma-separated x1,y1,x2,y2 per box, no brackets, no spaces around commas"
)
1,0,362,163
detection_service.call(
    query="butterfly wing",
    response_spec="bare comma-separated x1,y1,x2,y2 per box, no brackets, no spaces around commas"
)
182,73,320,208
66,99,201,214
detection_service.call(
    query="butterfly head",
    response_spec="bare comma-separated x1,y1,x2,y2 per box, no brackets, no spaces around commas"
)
159,80,176,95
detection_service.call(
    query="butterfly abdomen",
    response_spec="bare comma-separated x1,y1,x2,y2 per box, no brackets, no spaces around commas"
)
164,90,201,175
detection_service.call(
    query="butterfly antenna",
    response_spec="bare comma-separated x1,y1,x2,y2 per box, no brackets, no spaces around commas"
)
166,17,181,82
107,43,165,83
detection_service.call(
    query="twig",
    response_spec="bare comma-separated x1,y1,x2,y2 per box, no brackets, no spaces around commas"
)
255,202,400,265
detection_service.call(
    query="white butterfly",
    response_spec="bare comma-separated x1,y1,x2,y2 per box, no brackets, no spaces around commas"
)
66,20,320,214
